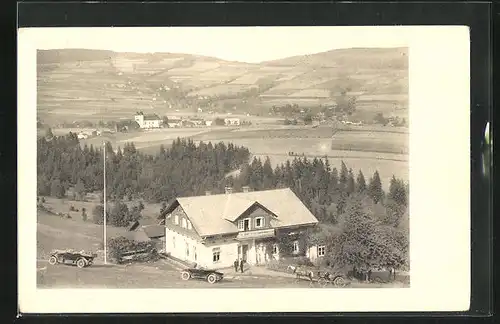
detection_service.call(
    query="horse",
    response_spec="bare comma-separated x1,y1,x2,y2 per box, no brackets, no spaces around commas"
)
287,265,315,285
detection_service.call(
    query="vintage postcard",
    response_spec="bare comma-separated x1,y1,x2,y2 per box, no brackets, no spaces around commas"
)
18,26,470,313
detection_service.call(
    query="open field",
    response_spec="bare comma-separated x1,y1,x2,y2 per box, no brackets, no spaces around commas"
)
68,124,408,188
37,47,408,125
41,196,162,220
37,209,128,261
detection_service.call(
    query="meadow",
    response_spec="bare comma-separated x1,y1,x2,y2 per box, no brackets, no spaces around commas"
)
68,124,408,191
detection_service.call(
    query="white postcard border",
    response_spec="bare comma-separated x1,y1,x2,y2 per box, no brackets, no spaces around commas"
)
18,26,470,313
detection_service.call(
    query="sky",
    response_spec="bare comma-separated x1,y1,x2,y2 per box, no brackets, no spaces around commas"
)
25,26,410,63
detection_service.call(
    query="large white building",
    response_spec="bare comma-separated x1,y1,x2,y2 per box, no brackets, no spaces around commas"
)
224,117,241,126
134,112,163,129
158,187,319,269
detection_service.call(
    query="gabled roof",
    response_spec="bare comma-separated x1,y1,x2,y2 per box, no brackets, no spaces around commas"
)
144,114,161,121
159,188,318,237
221,195,270,222
127,218,158,231
142,225,165,238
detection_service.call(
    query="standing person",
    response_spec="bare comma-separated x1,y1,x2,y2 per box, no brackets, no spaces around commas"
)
233,259,238,272
239,258,244,273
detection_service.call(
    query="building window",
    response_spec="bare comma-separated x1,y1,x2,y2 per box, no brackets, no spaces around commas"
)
193,246,197,261
172,236,176,248
318,245,326,257
255,217,264,228
174,215,179,225
238,220,244,231
187,221,192,230
243,218,251,231
185,242,189,257
181,218,187,228
272,244,279,255
292,241,299,254
212,248,220,263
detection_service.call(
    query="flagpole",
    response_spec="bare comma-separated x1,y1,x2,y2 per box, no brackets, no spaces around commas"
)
103,142,107,264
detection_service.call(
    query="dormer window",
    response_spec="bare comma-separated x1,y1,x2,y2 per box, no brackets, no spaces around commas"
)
187,220,192,230
181,218,187,228
174,215,179,225
255,217,265,228
237,218,251,231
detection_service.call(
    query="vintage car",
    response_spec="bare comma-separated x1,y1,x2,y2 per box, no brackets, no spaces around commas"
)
48,249,97,268
180,267,224,284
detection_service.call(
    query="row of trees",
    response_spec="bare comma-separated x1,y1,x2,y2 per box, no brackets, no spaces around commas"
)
92,201,144,227
220,156,407,225
37,133,251,204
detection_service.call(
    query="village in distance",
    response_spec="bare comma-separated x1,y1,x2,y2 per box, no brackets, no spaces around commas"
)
36,44,410,289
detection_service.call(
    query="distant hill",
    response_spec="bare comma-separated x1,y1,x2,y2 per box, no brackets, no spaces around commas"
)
37,47,408,124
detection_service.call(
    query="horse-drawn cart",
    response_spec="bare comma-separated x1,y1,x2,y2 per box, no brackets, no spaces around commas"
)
316,271,349,287
287,265,350,288
48,249,97,268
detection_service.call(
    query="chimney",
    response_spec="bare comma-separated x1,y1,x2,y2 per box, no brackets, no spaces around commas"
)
205,190,212,196
224,186,233,194
242,186,251,193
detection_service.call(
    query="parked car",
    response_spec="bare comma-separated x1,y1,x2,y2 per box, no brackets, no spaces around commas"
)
48,249,97,268
180,267,224,284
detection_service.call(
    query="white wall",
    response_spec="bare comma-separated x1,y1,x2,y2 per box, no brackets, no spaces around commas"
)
134,115,144,128
202,241,239,269
165,228,202,264
165,228,240,269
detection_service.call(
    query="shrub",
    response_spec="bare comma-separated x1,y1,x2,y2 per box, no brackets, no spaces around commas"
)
92,205,105,225
108,236,158,264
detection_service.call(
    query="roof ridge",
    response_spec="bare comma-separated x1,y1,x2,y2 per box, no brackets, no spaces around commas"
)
176,187,291,200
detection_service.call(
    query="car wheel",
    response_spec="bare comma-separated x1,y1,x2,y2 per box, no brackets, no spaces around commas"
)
76,258,86,268
318,277,328,287
207,273,217,284
181,271,191,281
333,276,346,287
48,256,57,265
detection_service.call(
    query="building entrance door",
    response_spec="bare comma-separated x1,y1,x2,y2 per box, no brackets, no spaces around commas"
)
238,244,249,262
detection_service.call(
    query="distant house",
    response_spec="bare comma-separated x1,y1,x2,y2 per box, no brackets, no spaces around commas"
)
224,117,241,126
190,119,205,126
77,132,89,140
126,219,165,251
134,112,162,129
167,118,182,128
157,187,319,269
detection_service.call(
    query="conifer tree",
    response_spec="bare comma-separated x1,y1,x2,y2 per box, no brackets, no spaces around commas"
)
368,170,384,204
262,156,275,189
346,168,355,195
330,167,339,192
336,193,347,215
356,170,367,193
339,161,348,189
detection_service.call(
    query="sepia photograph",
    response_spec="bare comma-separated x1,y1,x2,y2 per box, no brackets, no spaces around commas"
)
18,26,470,313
